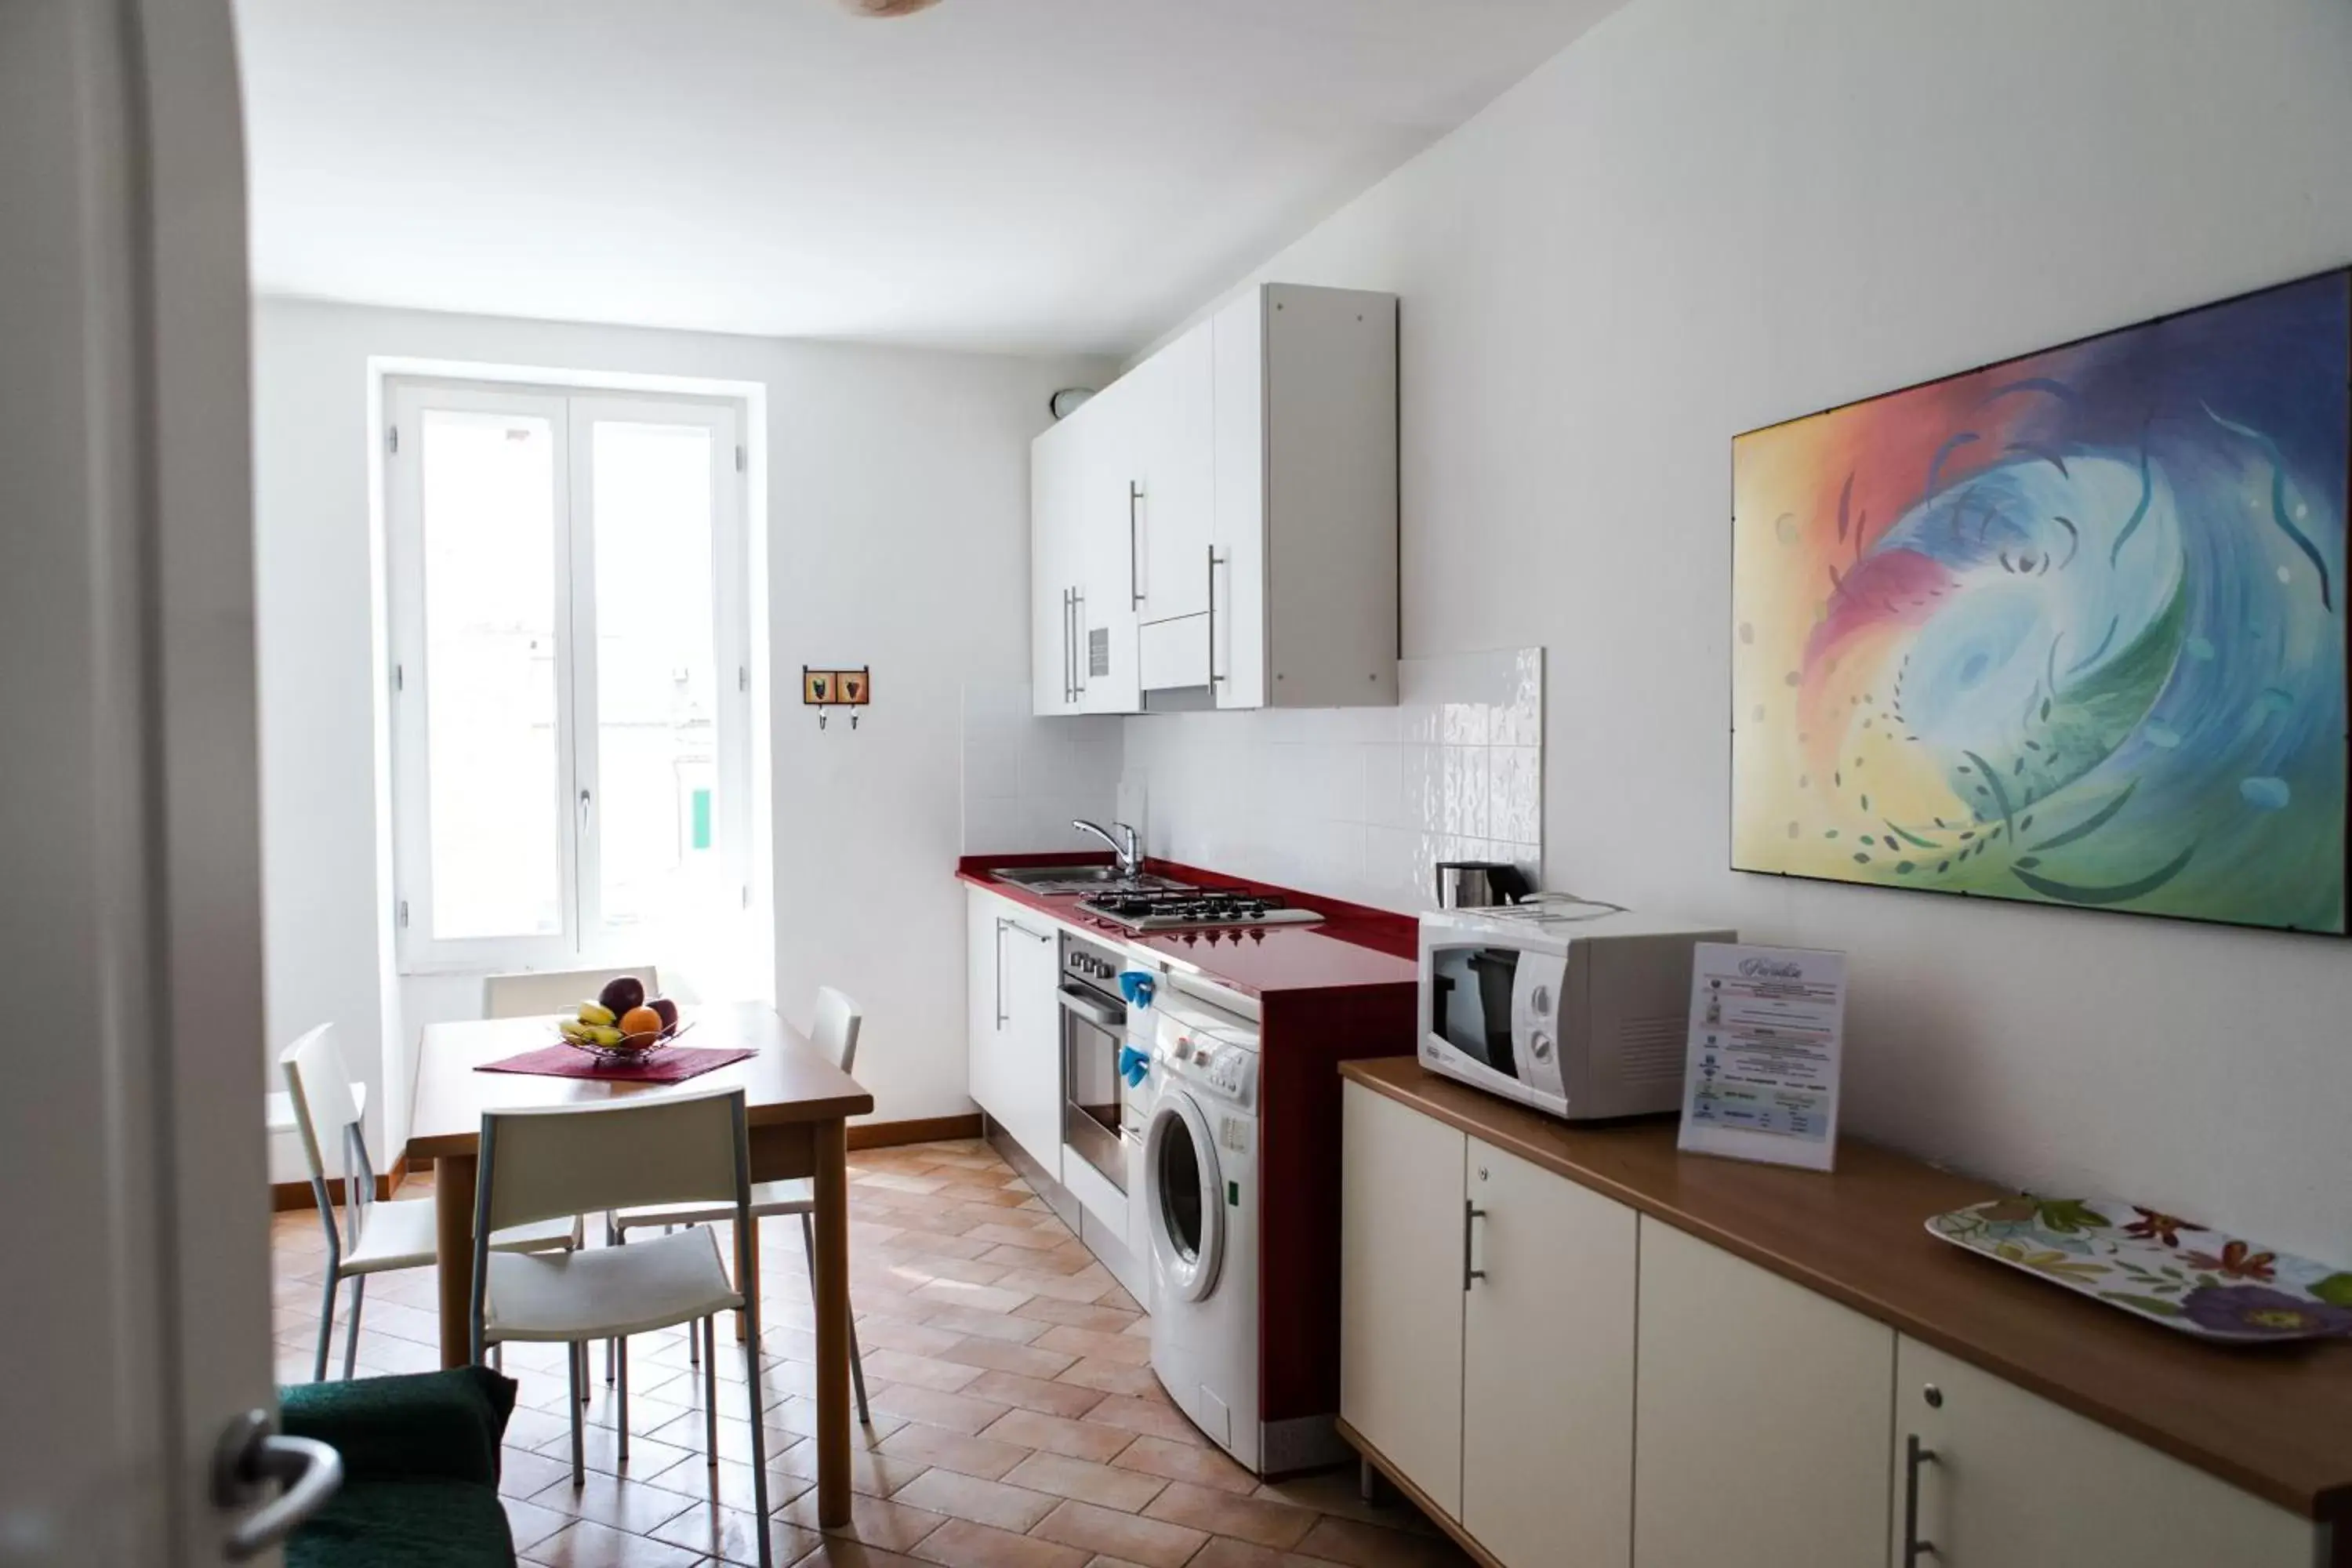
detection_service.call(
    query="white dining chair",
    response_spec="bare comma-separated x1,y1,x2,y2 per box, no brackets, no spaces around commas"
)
279,1022,580,1381
605,986,871,1421
469,1087,774,1567
481,964,659,1019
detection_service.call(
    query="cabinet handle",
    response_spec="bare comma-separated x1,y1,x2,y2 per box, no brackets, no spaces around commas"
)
1206,546,1225,688
1130,482,1145,608
1073,588,1087,697
993,918,1008,1028
1463,1202,1486,1290
1902,1433,1939,1564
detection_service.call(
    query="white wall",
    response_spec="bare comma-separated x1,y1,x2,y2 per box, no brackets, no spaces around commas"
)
1123,648,1543,912
254,299,1107,1175
1152,0,2352,1258
960,679,1123,855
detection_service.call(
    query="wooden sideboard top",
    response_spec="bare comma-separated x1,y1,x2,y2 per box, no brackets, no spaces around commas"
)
1341,1056,2352,1525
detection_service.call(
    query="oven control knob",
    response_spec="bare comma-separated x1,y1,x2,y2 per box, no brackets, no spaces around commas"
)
1530,1031,1554,1062
1530,985,1552,1014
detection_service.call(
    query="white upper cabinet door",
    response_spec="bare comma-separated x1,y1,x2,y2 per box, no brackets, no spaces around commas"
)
1076,374,1142,714
1339,1082,1468,1519
1031,417,1082,715
1893,1338,2318,1568
1634,1221,1895,1568
1137,319,1215,626
1210,287,1269,709
1461,1138,1636,1568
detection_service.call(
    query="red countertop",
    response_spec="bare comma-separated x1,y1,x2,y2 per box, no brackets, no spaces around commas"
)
954,853,1418,998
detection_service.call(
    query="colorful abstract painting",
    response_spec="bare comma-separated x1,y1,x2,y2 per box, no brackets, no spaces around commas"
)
1732,271,2350,934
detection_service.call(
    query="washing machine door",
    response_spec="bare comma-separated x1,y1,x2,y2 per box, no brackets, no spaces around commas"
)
1145,1088,1224,1303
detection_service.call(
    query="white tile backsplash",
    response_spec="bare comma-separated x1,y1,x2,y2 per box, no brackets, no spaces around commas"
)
960,680,1123,855
1122,648,1544,913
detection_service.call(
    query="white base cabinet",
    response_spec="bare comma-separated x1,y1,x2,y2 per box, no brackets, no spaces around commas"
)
964,886,1061,1176
1633,1221,1892,1568
1893,1338,2313,1568
1338,1078,2338,1568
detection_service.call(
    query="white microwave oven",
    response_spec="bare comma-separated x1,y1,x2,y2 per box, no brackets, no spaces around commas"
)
1417,902,1736,1120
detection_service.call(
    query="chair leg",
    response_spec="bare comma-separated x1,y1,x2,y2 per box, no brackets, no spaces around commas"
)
702,1316,719,1473
742,1306,772,1568
615,1330,630,1463
489,1342,503,1373
568,1339,585,1487
606,1218,622,1385
342,1274,367,1381
577,1338,590,1406
313,1265,338,1383
803,1212,869,1424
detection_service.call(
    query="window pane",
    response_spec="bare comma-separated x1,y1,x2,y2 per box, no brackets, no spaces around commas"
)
590,420,720,927
419,408,564,940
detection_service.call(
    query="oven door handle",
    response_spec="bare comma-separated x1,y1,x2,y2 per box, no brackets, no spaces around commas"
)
1058,985,1127,1031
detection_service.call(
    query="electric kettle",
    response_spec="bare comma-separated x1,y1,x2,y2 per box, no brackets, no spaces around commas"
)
1433,860,1532,909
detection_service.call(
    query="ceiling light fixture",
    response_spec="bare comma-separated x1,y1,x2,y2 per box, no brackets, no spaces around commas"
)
840,0,942,16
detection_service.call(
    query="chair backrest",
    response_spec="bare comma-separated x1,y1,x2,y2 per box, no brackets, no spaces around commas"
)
482,965,659,1020
812,985,863,1073
279,1022,359,1184
475,1087,746,1234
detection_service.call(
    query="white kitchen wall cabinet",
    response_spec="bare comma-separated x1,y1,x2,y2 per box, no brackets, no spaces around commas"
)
1035,282,1396,713
964,885,1062,1174
1892,1338,2314,1568
1632,1220,1894,1568
1462,1138,1636,1568
1338,1081,1467,1519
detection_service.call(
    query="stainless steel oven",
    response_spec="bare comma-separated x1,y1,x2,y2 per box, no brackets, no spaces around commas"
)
1060,931,1130,1192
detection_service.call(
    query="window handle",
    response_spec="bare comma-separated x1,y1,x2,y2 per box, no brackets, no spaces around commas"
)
578,788,592,835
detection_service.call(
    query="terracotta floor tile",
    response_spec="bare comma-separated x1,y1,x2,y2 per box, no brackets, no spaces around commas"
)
1012,1299,1137,1333
769,1435,931,1500
1251,1472,1442,1536
912,1278,1037,1316
998,1453,1168,1514
1181,1541,1293,1568
1080,1396,1203,1447
503,1494,575,1554
961,1370,1106,1421
936,1337,1078,1381
1029,1327,1152,1367
994,1269,1119,1305
1109,1437,1258,1497
976,1409,1134,1465
535,1421,696,1482
889,1468,1062,1533
867,1382,1016,1436
1028,1499,1207,1568
640,1450,815,1515
1078,1557,1154,1568
856,1172,956,1196
1142,1481,1316,1550
873,1421,1036,1482
963,1222,1067,1253
501,1446,580,1500
907,1517,1090,1568
763,1394,906,1447
862,1348,986,1393
1290,1518,1473,1567
645,1497,826,1568
524,1471,701,1535
857,1318,968,1359
922,1305,1052,1345
789,1540,933,1568
880,1229,1000,1261
524,1519,705,1568
1052,1359,1161,1399
777,1489,949,1554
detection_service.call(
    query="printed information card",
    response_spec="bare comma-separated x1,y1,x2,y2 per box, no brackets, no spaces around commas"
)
1678,942,1847,1172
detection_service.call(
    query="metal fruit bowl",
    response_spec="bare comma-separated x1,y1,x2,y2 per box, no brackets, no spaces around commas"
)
559,1018,695,1065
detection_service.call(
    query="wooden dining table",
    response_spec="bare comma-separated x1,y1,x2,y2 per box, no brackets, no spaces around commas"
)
404,1000,873,1526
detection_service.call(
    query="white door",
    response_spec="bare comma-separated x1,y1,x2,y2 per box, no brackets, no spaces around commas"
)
967,888,1011,1123
1210,289,1267,709
1031,418,1082,715
997,913,1064,1174
1144,1089,1228,1302
1633,1221,1894,1568
1893,1338,2315,1568
1076,376,1142,714
1137,321,1216,624
1462,1140,1636,1568
2,0,290,1561
1338,1083,1467,1517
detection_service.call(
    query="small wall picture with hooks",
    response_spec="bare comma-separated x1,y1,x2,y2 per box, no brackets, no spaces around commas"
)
804,666,871,728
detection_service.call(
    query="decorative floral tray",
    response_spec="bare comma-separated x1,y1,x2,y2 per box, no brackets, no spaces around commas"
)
1926,1197,2352,1342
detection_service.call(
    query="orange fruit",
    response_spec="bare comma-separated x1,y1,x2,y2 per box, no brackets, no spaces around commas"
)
618,1005,664,1039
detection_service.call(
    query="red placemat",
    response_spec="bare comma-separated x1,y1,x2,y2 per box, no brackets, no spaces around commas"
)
475,1044,756,1083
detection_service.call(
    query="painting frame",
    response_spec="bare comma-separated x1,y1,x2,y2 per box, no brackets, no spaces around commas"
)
1729,267,2352,937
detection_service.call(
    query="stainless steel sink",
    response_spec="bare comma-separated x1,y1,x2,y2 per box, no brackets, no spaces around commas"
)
988,866,1194,897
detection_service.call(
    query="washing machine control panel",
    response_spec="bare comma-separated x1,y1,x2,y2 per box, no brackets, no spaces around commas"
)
1163,1028,1256,1107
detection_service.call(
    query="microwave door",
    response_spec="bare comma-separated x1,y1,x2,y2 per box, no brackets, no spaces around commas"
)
1466,951,1519,1077
1432,945,1521,1079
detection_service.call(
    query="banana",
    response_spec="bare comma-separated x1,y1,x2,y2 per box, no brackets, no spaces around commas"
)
576,1000,616,1026
558,1019,593,1044
586,1024,625,1047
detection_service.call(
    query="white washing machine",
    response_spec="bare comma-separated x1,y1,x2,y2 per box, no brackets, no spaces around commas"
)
1141,984,1262,1472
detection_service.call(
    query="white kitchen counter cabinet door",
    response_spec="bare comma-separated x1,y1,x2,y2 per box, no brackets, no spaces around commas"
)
1633,1220,1894,1568
996,908,1063,1173
1340,1081,1468,1519
1462,1138,1635,1568
966,885,1005,1113
1893,1338,2318,1568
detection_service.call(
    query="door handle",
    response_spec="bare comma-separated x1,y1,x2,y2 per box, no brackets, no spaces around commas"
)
1073,590,1087,696
1206,546,1225,688
213,1408,343,1560
993,918,1007,1029
1129,482,1145,608
1062,589,1075,703
1463,1201,1486,1290
1058,985,1126,1030
1902,1433,1939,1564
1009,922,1053,943
578,787,592,836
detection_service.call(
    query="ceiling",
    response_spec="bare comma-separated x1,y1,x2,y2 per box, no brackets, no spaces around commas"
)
232,0,1619,356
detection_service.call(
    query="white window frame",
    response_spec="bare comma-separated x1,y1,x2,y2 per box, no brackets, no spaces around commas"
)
385,376,752,974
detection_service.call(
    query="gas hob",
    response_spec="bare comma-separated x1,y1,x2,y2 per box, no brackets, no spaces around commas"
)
1076,887,1324,932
